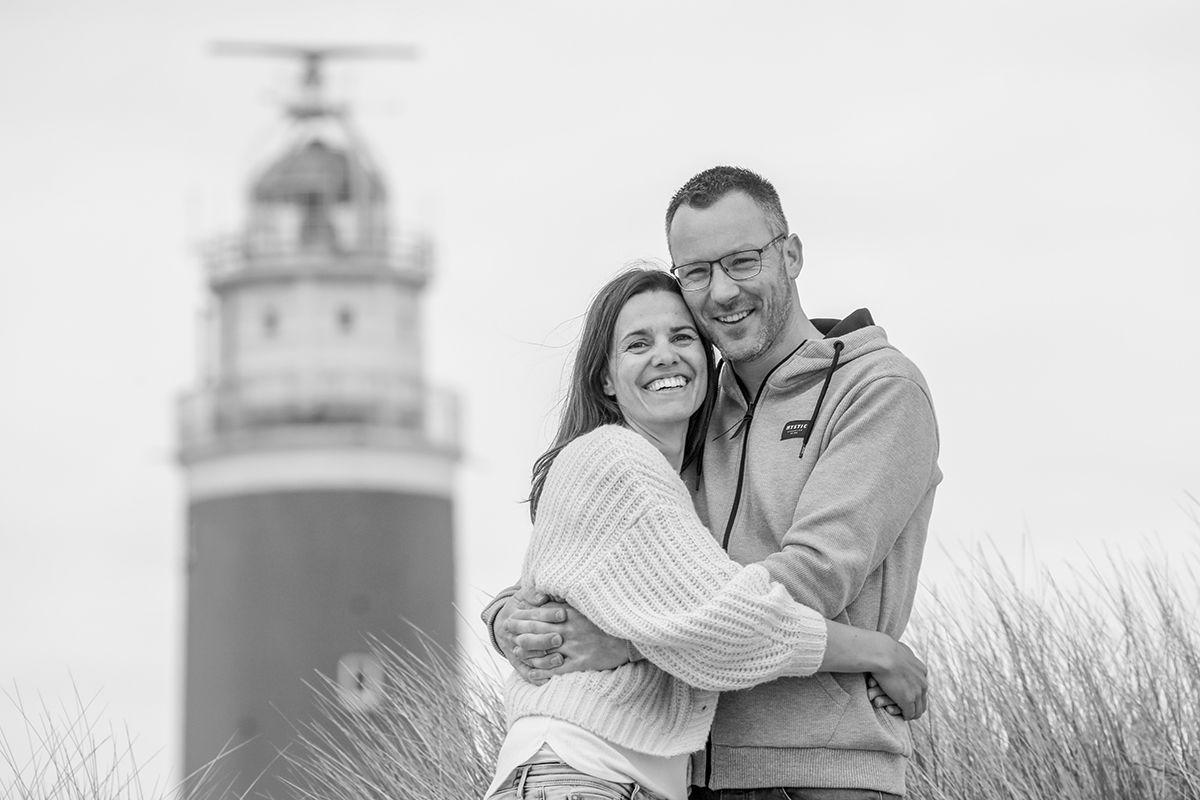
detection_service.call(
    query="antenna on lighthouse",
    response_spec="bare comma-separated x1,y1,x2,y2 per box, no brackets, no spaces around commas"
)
211,41,419,118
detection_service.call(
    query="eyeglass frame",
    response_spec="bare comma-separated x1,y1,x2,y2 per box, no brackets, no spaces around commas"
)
668,232,789,291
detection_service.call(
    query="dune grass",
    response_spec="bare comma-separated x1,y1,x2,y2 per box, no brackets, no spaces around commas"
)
279,634,506,800
5,544,1197,799
1,686,254,800
905,546,1200,799
0,686,153,800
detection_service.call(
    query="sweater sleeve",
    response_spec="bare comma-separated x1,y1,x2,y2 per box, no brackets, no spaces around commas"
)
530,427,827,692
576,504,827,691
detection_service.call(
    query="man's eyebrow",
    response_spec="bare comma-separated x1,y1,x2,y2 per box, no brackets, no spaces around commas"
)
678,244,760,263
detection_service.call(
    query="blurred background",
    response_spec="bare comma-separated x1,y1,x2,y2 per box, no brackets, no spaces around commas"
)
1,0,1197,792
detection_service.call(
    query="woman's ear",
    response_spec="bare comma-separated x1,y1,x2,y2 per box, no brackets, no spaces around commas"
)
602,368,616,397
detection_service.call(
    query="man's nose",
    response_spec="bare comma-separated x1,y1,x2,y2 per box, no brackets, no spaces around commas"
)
708,264,740,305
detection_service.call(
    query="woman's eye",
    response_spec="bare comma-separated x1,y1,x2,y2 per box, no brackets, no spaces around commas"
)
672,333,696,344
627,340,648,351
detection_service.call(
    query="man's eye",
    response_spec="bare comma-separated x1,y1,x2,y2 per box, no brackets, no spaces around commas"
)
726,254,757,269
680,265,709,282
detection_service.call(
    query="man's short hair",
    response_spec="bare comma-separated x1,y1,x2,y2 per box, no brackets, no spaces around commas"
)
665,166,789,238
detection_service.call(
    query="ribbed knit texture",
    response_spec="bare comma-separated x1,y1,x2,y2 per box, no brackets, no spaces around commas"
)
505,424,827,758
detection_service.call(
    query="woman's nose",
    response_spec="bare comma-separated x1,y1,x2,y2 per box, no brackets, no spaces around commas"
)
650,339,678,366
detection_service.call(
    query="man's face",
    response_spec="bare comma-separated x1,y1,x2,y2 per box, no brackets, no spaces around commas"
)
668,191,802,367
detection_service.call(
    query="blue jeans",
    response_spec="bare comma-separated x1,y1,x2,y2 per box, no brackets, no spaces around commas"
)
688,789,901,800
488,761,669,800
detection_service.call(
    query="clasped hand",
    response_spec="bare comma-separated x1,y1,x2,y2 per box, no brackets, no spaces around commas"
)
496,588,628,684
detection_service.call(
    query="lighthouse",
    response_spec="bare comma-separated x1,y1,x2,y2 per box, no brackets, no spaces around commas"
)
176,46,457,795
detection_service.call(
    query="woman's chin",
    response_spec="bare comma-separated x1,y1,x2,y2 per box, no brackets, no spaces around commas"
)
625,401,701,430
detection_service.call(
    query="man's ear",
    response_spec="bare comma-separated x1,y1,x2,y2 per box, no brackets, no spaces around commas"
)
785,234,804,280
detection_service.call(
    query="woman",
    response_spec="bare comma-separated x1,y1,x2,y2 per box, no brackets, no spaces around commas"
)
485,268,926,800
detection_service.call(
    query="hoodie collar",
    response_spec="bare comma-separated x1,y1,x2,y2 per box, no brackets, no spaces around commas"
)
716,308,888,406
771,308,890,387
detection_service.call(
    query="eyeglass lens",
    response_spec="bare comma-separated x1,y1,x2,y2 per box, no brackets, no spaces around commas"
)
677,251,763,289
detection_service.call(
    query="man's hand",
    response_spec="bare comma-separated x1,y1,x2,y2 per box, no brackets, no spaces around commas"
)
497,588,632,685
869,641,928,720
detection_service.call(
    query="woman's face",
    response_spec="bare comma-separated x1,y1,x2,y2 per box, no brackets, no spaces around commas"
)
603,290,708,430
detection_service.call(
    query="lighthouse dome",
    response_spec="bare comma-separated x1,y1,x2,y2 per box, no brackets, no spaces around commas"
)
253,137,386,204
246,129,390,255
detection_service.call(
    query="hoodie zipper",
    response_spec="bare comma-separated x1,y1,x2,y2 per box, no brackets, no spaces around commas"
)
717,342,806,549
703,341,806,787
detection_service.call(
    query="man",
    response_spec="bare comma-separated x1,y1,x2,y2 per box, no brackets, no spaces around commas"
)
484,166,941,799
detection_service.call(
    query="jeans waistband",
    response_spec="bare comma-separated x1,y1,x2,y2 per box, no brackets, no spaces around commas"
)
496,760,662,800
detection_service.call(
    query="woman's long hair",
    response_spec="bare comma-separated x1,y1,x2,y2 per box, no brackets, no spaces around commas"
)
527,267,717,521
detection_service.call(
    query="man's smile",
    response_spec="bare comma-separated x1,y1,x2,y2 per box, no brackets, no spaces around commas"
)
715,309,753,325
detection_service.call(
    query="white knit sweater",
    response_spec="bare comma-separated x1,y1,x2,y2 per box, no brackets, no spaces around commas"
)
506,424,828,757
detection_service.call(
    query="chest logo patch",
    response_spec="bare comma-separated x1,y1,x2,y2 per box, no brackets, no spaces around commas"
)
780,419,811,441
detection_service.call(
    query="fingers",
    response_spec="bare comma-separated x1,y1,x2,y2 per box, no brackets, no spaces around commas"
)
506,605,567,626
866,676,895,711
868,673,920,719
503,610,566,651
512,632,563,652
524,653,564,670
513,587,550,607
910,688,929,721
898,688,929,721
523,668,552,685
514,662,550,686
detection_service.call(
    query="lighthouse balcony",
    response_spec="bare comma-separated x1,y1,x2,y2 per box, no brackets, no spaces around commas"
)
202,231,432,289
177,370,458,457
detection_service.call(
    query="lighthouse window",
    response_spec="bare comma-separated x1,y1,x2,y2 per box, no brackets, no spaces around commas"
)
262,308,279,337
336,652,384,712
337,307,355,334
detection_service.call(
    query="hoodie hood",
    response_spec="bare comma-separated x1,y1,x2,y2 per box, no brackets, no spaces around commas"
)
769,308,893,387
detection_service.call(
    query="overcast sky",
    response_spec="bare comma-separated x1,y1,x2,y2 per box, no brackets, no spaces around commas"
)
2,0,1198,791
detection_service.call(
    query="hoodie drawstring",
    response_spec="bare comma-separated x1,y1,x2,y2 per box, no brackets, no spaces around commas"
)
799,340,843,459
716,408,753,441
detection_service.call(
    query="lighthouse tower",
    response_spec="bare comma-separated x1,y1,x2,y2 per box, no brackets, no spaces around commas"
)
177,47,457,795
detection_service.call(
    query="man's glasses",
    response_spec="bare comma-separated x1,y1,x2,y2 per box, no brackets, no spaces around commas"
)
669,233,788,291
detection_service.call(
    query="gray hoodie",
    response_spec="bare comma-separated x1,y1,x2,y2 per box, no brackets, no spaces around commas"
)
693,309,941,795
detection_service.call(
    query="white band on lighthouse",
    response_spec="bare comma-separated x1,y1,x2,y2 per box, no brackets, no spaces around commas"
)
185,446,455,501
